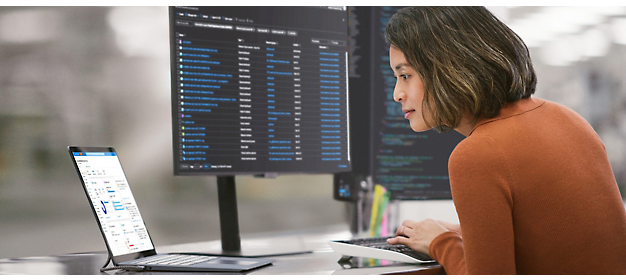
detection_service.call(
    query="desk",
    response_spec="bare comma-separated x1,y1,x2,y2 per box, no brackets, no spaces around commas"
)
0,226,442,275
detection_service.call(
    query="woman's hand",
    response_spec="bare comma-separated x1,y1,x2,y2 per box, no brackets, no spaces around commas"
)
386,219,449,255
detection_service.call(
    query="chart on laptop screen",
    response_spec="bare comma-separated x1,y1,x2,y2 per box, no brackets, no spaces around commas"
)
73,152,154,256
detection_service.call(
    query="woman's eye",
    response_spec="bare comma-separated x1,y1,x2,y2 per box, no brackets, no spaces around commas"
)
394,74,408,81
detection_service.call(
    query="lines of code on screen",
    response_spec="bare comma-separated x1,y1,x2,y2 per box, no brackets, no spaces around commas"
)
371,7,464,200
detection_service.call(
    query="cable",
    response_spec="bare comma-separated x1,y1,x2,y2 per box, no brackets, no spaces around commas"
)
99,255,145,272
100,265,145,272
99,254,112,272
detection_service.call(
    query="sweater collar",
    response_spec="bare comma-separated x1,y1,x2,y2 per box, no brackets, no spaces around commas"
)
468,97,546,136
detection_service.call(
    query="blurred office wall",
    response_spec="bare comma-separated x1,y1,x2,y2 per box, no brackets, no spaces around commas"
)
506,7,626,188
0,6,625,259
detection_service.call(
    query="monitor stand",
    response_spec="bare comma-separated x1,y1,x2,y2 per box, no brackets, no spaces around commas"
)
199,175,314,257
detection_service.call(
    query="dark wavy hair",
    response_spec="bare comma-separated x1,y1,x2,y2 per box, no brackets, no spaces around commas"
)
385,7,537,132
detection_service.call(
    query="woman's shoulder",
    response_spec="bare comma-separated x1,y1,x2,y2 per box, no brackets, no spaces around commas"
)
448,134,504,172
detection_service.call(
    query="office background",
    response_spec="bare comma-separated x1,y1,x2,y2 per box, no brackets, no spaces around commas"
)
1,6,626,259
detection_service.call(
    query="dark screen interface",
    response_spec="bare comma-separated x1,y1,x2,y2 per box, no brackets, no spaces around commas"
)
170,7,351,175
370,7,464,199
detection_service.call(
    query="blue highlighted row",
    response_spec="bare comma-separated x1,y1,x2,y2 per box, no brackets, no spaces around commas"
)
182,127,205,130
182,157,207,160
322,152,341,155
269,152,295,155
267,71,293,75
181,108,212,112
182,145,209,149
181,65,211,70
320,69,340,73
269,111,291,115
181,78,228,83
182,90,213,95
181,59,220,65
72,152,116,156
181,102,219,107
182,133,205,136
267,59,290,64
179,46,218,52
182,151,206,155
320,63,339,67
181,83,221,89
182,71,232,78
320,52,339,56
179,53,210,58
182,139,205,143
270,158,292,161
182,96,236,102
320,58,339,61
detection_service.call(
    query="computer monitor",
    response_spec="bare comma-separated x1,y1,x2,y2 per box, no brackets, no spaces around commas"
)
169,6,350,255
335,7,464,205
371,6,464,200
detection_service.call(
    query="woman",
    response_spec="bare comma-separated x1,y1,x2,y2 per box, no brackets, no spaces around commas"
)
384,7,626,274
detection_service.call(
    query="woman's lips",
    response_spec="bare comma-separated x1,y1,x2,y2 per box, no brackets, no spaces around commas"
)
404,110,415,119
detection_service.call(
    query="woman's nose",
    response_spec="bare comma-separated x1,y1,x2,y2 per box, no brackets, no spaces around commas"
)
393,85,406,102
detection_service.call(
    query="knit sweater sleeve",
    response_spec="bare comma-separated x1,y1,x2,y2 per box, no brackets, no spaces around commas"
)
430,135,517,274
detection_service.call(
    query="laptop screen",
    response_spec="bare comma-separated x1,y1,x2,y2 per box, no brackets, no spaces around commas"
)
72,150,155,256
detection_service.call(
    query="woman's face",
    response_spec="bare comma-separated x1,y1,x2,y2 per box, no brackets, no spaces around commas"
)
389,46,430,132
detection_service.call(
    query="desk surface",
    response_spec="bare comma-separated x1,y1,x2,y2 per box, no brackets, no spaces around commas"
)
0,225,442,275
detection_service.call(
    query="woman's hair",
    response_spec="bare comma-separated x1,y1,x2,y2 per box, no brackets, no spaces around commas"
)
385,7,537,132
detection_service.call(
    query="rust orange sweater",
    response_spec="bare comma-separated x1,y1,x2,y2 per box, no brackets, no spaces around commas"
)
429,97,626,274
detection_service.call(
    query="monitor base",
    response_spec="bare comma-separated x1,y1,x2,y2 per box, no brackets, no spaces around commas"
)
177,234,316,258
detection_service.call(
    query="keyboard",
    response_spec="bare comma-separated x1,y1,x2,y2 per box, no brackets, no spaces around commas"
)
123,254,217,266
328,236,435,264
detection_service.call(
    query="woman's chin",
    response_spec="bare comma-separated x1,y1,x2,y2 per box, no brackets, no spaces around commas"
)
410,122,431,132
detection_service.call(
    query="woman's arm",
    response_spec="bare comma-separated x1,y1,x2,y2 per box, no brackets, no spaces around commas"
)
439,135,517,274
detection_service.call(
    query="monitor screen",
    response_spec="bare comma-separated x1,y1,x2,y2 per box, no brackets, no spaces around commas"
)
370,7,464,200
170,6,351,175
335,7,464,201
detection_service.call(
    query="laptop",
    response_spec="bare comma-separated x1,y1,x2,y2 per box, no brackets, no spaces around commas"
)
68,146,273,272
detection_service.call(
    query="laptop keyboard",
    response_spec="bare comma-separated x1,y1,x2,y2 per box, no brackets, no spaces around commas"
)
125,254,217,266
